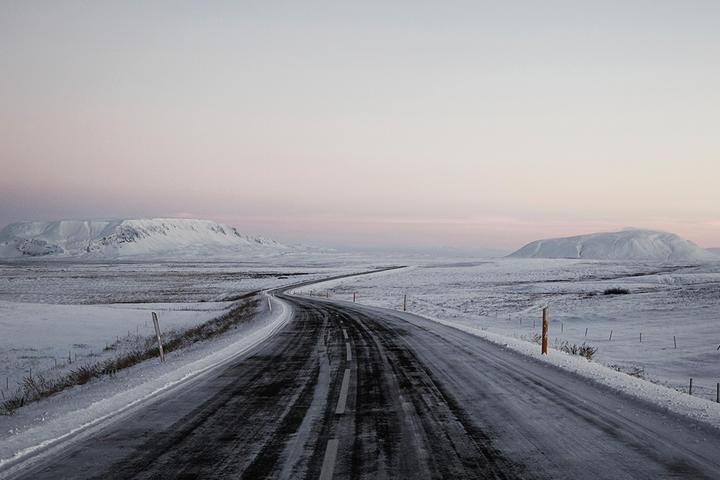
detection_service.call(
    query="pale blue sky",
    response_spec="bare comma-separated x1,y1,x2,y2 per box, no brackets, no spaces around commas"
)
2,1,719,248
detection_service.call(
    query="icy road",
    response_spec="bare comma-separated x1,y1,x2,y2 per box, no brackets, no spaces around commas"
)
6,288,720,479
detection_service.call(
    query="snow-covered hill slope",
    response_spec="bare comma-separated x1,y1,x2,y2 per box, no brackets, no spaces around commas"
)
509,229,718,262
0,218,289,260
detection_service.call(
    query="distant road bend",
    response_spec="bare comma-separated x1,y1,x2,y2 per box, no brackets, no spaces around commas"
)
6,273,720,479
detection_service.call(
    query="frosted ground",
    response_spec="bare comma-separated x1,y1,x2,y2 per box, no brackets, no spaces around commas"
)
307,258,720,402
0,261,362,395
2,257,720,469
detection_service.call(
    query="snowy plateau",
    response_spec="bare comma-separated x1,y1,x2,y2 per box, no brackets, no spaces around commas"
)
509,228,719,262
0,218,289,261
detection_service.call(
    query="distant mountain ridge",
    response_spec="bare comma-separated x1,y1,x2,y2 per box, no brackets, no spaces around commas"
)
0,218,288,260
509,229,718,262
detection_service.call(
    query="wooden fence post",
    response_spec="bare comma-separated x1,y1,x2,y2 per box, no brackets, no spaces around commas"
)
542,307,549,355
152,312,165,363
403,295,407,312
353,293,356,303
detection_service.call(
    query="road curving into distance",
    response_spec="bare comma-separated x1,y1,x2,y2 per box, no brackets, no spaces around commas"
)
5,273,720,479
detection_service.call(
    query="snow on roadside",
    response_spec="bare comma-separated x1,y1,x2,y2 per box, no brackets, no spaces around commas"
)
0,300,233,390
408,309,720,430
0,262,360,397
297,265,720,431
0,294,292,473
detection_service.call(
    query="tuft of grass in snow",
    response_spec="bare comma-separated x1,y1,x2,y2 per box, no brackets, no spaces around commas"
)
603,287,630,295
557,341,598,361
609,364,645,379
528,334,598,361
1,293,260,415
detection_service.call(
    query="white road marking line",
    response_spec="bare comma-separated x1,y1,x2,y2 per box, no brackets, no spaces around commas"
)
335,368,351,414
346,342,352,362
319,439,339,480
343,329,348,340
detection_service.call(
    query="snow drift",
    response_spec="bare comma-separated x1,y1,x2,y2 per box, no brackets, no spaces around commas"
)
509,229,718,262
0,218,288,260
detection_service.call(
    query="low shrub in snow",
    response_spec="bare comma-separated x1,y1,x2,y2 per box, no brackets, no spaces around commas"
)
557,341,598,361
609,364,645,379
528,334,598,361
603,288,630,295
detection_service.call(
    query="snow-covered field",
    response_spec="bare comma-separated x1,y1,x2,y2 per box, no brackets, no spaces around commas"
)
0,261,356,398
3,255,720,468
304,258,720,402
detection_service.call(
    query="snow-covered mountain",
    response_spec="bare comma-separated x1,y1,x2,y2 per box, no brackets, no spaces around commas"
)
509,229,718,262
0,218,289,260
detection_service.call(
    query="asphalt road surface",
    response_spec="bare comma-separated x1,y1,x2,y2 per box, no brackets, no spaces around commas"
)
8,290,720,479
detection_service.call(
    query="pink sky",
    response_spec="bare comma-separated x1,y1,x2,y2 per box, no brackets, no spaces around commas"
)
1,2,719,249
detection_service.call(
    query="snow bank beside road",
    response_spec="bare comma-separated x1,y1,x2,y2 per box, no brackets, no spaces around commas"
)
0,294,292,476
304,260,720,400
417,311,720,430
0,300,232,390
296,262,720,431
321,297,720,431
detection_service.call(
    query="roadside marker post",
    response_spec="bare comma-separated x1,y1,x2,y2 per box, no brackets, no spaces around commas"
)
404,295,407,312
541,307,549,355
152,312,166,363
353,292,356,303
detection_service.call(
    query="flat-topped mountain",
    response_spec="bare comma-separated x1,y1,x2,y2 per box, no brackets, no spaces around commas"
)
0,218,288,260
509,229,717,262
